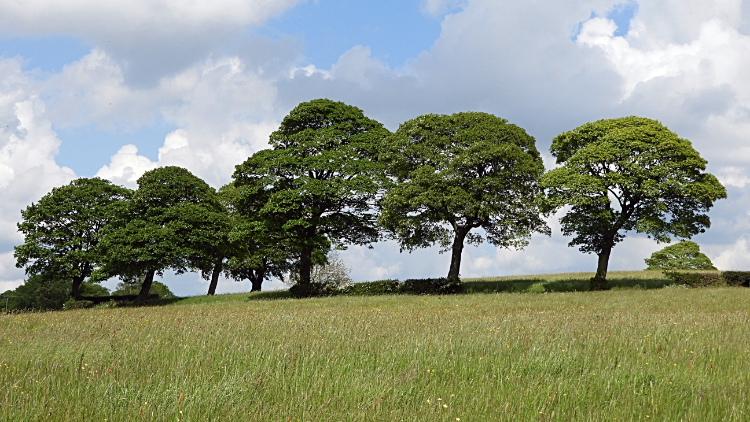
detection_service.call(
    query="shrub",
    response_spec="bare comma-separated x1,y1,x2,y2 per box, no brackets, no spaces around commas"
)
339,280,400,296
399,278,463,295
113,280,176,299
289,282,339,298
664,271,724,287
722,271,750,287
62,299,95,310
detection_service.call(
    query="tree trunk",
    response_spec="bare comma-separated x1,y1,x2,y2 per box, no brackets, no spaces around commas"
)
250,271,265,292
298,244,313,285
447,227,469,280
250,260,266,292
207,260,222,296
591,245,612,291
71,275,85,300
136,270,155,304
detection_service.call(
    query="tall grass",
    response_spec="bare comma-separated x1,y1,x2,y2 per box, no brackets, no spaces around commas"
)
1,286,749,421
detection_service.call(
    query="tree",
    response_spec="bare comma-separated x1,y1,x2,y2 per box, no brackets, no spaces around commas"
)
1,274,109,311
211,182,291,293
98,166,227,303
14,178,131,299
644,240,717,270
540,117,727,290
379,112,550,280
198,184,236,296
232,99,390,285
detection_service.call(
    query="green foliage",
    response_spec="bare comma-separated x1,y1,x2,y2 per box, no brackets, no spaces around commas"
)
399,277,464,295
339,279,400,296
288,282,339,298
722,271,750,287
112,279,176,299
0,274,70,311
61,298,95,310
233,99,390,284
379,112,549,279
0,274,110,311
220,182,292,293
663,271,725,287
98,166,227,302
541,116,727,287
645,240,716,270
14,177,131,298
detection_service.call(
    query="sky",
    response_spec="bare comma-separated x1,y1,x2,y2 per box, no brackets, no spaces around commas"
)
1,0,749,296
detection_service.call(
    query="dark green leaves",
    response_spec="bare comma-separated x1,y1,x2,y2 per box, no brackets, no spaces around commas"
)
14,177,132,293
98,166,227,279
233,99,391,284
541,116,726,259
379,112,550,278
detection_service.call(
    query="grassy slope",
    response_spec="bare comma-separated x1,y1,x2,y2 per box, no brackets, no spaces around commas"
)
1,277,749,421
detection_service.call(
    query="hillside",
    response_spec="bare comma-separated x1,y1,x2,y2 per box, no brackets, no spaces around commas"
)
1,275,748,421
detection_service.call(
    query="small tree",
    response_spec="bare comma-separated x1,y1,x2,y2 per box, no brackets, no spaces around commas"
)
644,241,716,270
98,166,227,304
233,99,390,285
379,112,550,280
14,178,131,299
541,117,727,290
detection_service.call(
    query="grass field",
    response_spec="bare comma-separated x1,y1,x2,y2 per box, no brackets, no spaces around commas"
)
1,275,749,421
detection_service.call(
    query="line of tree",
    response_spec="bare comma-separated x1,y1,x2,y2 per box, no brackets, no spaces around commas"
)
12,99,727,303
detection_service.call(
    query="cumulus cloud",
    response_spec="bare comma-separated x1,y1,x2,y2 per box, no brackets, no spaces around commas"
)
421,0,468,17
0,0,305,86
0,59,77,287
4,0,750,294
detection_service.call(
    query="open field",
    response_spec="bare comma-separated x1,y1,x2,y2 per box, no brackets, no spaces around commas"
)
1,283,749,421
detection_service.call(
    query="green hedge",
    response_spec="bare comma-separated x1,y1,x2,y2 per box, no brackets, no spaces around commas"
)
289,277,464,298
339,279,400,296
399,278,463,295
664,271,750,288
722,271,750,287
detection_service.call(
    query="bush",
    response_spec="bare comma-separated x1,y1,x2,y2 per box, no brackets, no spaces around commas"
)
664,271,724,287
113,280,176,299
722,271,750,287
339,280,400,296
289,282,339,298
1,275,71,311
399,278,463,295
62,299,95,310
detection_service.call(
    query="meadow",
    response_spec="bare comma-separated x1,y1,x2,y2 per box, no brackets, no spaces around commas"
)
1,274,749,421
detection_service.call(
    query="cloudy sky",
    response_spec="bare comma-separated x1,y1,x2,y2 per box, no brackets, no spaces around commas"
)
1,0,748,296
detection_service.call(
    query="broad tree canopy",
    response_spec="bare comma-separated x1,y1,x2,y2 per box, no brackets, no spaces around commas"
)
379,112,550,280
14,177,131,299
232,99,390,284
541,116,726,289
644,240,717,270
98,166,227,303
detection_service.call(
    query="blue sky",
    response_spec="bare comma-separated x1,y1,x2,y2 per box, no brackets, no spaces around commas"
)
0,0,748,296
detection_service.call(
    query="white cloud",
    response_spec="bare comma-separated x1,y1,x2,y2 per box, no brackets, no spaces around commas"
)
707,237,750,270
95,144,156,189
0,0,302,33
4,0,750,293
0,0,305,86
0,59,77,290
717,166,750,188
421,0,468,17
